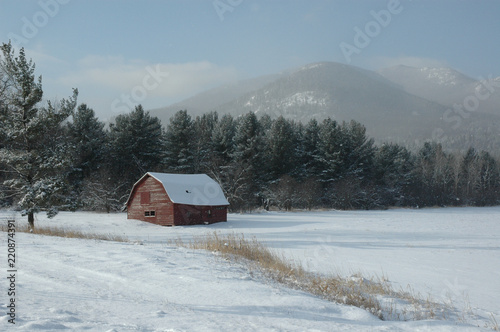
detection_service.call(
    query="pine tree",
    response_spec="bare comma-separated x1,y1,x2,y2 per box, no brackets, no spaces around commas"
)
316,118,342,183
475,151,500,205
264,116,297,180
231,112,264,209
317,119,376,208
374,143,415,206
0,59,8,207
211,113,235,166
192,111,218,173
458,147,479,203
340,120,375,181
163,110,194,173
0,42,78,228
413,142,454,206
108,105,164,191
67,103,107,183
301,119,322,179
208,113,236,202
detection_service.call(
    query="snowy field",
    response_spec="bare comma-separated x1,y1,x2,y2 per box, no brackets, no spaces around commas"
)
1,207,499,331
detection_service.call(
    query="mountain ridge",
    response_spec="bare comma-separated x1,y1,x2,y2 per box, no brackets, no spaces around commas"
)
378,65,500,115
149,61,500,149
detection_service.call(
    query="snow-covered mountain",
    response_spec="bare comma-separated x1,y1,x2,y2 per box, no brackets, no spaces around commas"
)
378,65,500,115
150,62,500,148
151,72,283,117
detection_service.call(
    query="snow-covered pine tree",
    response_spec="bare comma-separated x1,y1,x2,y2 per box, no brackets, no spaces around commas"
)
0,56,8,207
413,142,455,206
192,111,218,173
0,42,78,228
264,116,297,181
300,118,322,179
373,143,415,206
211,113,235,166
340,120,375,181
108,105,164,191
163,110,194,173
208,114,236,207
230,112,264,210
475,151,500,206
458,149,500,206
66,103,107,188
316,118,342,184
316,119,377,209
458,147,480,203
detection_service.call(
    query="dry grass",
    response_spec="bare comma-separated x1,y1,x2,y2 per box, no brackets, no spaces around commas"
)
0,222,128,242
179,232,306,281
174,232,383,318
490,313,500,331
173,231,473,322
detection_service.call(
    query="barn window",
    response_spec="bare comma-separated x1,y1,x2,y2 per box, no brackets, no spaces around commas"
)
207,209,212,217
144,211,155,217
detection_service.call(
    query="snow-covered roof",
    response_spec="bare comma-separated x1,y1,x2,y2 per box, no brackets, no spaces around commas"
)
135,172,229,206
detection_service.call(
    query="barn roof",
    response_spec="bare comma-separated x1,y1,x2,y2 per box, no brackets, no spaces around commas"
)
129,172,229,206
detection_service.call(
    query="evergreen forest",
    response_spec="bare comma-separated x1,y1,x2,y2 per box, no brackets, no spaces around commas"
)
1,43,499,225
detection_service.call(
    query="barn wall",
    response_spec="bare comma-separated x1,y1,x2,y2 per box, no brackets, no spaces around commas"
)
173,204,227,226
127,176,174,226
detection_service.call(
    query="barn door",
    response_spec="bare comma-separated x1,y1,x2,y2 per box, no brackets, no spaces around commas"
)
178,205,202,225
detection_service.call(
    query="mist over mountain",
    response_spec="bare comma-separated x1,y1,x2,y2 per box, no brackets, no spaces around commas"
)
378,65,500,115
150,62,500,150
152,73,283,117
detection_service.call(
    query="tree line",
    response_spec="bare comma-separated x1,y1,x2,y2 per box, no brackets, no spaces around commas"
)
1,43,499,227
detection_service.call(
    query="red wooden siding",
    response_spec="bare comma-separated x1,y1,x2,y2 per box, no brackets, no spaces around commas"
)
140,192,150,204
127,174,228,226
127,176,174,226
173,204,227,225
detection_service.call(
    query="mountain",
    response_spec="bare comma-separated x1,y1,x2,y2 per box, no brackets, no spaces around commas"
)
150,62,500,149
213,62,451,142
150,73,283,118
378,65,500,115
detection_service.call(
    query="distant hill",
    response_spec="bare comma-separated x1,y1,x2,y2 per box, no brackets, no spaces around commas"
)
378,65,500,115
150,62,500,150
150,73,282,118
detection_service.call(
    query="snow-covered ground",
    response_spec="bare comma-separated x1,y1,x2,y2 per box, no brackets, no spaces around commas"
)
1,207,499,331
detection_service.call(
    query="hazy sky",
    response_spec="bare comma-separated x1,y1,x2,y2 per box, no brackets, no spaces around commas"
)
1,0,499,120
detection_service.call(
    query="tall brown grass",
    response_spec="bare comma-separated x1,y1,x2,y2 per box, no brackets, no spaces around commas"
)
0,223,128,242
490,313,499,331
174,232,384,318
174,231,464,322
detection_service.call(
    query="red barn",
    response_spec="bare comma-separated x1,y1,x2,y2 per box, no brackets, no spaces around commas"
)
126,172,229,226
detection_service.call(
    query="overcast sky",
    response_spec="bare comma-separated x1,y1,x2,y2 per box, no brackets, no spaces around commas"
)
1,0,499,120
